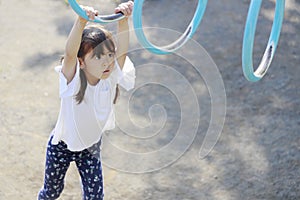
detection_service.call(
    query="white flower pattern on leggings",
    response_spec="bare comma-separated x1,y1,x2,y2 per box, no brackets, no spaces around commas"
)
38,136,104,200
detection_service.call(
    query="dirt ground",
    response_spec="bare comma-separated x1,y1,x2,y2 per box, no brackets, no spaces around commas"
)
0,0,299,199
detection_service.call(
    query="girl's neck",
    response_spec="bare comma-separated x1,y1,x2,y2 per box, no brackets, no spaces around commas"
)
84,70,100,86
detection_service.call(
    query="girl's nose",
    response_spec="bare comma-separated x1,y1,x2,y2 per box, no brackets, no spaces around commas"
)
103,55,109,66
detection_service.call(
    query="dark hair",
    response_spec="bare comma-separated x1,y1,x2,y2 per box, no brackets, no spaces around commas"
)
75,24,119,104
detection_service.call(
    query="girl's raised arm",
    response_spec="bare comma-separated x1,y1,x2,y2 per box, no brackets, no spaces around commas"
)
115,1,134,70
62,7,98,83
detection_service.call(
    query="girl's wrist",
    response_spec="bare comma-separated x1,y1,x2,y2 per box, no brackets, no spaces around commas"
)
77,17,88,26
122,15,129,20
119,17,129,24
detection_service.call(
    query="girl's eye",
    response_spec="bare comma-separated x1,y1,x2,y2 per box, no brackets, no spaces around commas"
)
108,53,114,57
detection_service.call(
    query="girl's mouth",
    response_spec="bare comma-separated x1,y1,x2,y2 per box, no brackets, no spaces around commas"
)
103,69,110,73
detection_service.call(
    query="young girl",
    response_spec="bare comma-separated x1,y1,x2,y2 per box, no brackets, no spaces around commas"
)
38,1,134,199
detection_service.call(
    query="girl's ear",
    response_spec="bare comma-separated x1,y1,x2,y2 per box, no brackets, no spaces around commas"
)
78,58,85,69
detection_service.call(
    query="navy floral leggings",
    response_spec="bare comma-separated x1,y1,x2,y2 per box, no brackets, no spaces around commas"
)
38,136,104,200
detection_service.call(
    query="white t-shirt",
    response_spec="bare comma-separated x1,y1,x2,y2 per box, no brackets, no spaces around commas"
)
51,57,135,151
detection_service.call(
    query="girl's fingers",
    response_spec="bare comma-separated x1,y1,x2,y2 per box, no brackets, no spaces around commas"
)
126,1,133,6
79,5,98,20
115,1,134,16
85,8,98,20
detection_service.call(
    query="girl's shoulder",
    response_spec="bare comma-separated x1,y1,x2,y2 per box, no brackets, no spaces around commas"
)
55,60,80,98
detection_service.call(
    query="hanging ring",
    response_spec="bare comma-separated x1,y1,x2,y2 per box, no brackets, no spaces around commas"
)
68,0,125,24
242,0,285,82
133,0,208,55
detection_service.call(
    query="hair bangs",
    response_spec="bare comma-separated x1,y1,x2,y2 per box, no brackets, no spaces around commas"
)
93,38,116,58
78,25,115,59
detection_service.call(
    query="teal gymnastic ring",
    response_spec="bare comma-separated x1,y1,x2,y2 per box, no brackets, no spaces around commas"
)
67,0,125,24
242,0,285,82
133,0,208,55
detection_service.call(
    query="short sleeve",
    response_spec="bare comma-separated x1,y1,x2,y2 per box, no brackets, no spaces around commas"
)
114,56,136,91
54,60,80,98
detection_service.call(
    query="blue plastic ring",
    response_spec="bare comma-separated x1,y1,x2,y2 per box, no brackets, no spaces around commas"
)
242,0,285,82
133,0,208,55
67,0,125,24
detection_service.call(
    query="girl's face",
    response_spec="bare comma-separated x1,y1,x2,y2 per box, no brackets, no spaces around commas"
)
81,47,115,81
